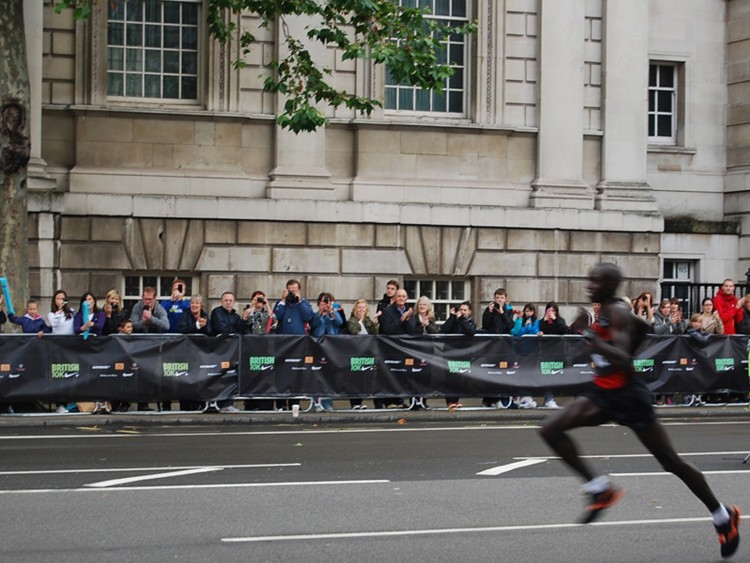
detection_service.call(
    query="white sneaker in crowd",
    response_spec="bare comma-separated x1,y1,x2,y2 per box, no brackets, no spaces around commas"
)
518,396,537,409
55,406,69,414
220,405,240,413
544,399,561,409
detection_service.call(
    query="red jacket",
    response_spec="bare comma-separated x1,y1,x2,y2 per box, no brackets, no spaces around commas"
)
713,291,741,335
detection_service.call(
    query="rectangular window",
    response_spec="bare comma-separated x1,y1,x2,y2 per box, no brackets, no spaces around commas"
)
123,274,196,314
660,259,694,314
384,0,469,115
107,0,200,101
648,63,677,144
403,278,471,323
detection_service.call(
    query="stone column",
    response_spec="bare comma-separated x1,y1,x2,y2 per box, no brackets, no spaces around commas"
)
266,15,333,199
24,0,56,191
530,0,592,209
595,0,656,212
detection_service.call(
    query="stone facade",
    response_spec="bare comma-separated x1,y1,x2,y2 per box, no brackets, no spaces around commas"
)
20,0,750,319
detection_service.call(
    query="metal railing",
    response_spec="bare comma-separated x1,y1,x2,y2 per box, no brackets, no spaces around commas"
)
660,280,749,316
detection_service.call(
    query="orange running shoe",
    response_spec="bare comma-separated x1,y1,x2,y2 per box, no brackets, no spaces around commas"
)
580,487,625,524
715,505,741,558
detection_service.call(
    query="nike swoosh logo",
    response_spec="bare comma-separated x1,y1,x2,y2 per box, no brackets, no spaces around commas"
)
8,374,20,379
261,365,274,371
64,372,79,378
173,371,189,377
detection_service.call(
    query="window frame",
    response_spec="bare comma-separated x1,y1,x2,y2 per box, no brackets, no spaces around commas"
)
90,0,205,108
383,0,471,117
648,61,684,146
402,278,472,324
122,273,199,314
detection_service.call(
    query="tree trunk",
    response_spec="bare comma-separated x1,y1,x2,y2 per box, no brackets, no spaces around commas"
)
0,0,30,327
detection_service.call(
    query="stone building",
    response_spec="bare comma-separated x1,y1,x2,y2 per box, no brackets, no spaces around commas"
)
23,0,750,321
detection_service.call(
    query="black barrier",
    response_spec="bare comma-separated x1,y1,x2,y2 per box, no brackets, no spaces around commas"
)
0,334,748,401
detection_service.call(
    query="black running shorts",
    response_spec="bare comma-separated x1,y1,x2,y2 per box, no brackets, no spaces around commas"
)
584,376,657,432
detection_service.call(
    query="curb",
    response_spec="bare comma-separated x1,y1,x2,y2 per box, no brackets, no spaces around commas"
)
0,405,746,429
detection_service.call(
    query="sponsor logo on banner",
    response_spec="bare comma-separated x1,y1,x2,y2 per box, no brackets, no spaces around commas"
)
447,360,472,374
51,363,80,379
0,362,25,380
385,357,428,374
540,361,564,375
162,362,189,377
634,359,655,373
715,358,735,371
250,356,275,371
350,357,376,372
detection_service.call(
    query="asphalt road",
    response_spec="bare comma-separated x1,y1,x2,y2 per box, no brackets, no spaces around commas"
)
1,419,749,562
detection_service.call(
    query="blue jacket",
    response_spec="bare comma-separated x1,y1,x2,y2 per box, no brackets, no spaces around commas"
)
310,311,343,336
161,298,191,332
512,317,540,336
273,299,314,335
9,313,51,334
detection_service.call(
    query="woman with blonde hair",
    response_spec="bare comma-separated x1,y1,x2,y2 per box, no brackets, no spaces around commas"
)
406,295,438,335
102,289,127,336
346,299,378,409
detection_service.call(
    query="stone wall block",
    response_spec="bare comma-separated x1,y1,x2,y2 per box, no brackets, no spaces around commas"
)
306,276,374,305
308,224,375,247
477,228,507,250
236,275,280,301
537,254,599,278
205,220,237,244
631,233,661,254
206,274,236,300
507,229,556,251
570,231,631,252
442,227,476,275
60,273,90,298
90,274,119,299
61,216,90,241
273,248,340,273
600,254,660,279
60,244,131,271
133,119,195,145
375,225,403,248
238,221,306,245
469,251,537,276
91,217,125,243
341,249,411,275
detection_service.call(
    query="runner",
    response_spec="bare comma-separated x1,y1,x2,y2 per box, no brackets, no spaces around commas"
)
539,262,741,558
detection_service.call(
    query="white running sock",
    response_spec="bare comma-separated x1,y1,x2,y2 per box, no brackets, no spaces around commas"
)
712,504,731,526
582,475,611,495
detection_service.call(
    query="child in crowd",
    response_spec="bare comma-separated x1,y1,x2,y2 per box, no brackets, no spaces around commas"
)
118,319,133,334
9,299,50,336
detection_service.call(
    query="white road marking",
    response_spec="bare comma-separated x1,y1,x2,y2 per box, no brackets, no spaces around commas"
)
0,479,391,495
221,516,712,543
476,458,547,476
85,467,224,488
611,470,750,477
0,463,300,476
513,451,750,460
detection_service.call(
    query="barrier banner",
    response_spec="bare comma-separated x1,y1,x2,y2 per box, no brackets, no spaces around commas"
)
0,334,238,402
1,334,748,401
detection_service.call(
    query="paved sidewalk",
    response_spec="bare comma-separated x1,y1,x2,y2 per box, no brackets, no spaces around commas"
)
0,399,747,428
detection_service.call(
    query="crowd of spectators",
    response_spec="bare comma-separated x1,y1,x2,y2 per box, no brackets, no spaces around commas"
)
0,276,748,415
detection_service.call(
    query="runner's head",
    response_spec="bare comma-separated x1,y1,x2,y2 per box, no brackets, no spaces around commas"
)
587,262,622,303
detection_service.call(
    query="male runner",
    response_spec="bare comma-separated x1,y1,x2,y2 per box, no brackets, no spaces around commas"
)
539,262,741,558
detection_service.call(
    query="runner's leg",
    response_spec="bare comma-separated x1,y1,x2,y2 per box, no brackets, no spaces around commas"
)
539,396,610,482
634,420,721,512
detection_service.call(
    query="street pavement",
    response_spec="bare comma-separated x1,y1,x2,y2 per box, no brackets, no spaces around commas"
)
1,415,749,562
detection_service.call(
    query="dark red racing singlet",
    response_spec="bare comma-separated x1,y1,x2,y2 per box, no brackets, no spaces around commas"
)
589,320,628,389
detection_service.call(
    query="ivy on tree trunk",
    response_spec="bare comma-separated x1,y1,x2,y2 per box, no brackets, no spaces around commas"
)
0,0,31,323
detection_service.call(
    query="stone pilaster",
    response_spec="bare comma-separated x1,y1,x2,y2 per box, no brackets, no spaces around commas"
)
595,0,656,212
530,0,592,209
24,0,56,191
266,15,333,199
